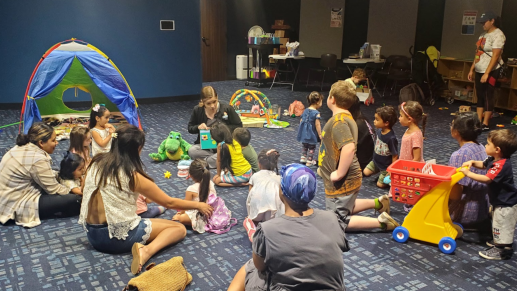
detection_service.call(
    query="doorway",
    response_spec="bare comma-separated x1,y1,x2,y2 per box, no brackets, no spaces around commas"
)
200,0,227,82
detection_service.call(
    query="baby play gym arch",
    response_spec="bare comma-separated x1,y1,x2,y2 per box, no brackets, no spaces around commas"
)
230,89,278,124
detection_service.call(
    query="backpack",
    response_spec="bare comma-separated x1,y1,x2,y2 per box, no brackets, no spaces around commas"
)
204,193,237,234
399,83,425,104
288,100,305,117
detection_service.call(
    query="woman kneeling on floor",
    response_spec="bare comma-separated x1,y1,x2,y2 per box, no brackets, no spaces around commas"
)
78,124,213,275
228,164,349,291
187,86,242,168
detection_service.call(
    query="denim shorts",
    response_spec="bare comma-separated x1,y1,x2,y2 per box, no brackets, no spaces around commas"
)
86,219,152,254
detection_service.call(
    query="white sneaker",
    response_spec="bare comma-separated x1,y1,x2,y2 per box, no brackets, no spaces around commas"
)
300,156,307,163
306,160,317,167
378,212,399,231
375,194,390,215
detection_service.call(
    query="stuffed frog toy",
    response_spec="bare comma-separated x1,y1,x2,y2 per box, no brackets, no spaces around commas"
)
149,131,192,162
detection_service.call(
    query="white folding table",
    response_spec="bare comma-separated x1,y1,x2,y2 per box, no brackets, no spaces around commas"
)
269,54,305,91
343,58,385,95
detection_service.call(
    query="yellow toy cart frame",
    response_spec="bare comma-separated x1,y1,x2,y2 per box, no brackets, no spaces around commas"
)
387,160,465,254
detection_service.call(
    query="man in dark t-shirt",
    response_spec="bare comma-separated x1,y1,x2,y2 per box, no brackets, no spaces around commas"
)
460,129,517,260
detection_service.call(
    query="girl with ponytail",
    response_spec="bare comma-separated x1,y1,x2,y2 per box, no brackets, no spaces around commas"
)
172,159,217,233
211,123,252,187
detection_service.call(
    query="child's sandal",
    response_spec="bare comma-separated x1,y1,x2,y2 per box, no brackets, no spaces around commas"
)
243,217,256,243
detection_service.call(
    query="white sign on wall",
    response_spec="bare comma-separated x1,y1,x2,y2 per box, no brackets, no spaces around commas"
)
330,8,342,28
461,11,477,35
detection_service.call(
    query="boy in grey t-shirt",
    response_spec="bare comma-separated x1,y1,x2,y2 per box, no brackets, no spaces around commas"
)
228,164,349,291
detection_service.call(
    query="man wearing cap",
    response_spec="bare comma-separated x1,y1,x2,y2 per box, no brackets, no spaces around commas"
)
228,164,349,291
467,11,505,131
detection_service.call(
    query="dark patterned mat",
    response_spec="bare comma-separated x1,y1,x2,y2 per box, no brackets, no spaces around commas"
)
1,80,517,290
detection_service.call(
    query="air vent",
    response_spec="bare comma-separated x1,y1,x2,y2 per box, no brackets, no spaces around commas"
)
160,20,175,31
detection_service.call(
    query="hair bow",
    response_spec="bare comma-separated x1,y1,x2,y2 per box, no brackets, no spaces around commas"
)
92,104,100,112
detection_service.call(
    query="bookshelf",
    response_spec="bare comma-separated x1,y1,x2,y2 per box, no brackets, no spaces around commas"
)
438,58,517,111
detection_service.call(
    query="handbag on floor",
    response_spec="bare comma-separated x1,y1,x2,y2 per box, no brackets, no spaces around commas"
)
204,193,237,234
122,256,192,291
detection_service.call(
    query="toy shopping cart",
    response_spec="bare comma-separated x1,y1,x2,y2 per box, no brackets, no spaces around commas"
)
386,160,465,254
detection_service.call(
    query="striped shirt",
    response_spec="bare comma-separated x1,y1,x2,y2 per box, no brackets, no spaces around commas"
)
0,143,70,227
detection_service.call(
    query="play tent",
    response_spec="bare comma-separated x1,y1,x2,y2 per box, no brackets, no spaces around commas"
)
20,38,142,133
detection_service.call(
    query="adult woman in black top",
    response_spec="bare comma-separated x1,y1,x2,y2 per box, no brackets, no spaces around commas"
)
349,95,375,171
187,86,242,168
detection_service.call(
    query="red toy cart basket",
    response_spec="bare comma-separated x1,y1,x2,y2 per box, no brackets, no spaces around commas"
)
387,160,457,205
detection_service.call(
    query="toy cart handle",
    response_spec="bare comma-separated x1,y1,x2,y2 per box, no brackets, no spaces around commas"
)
451,167,467,186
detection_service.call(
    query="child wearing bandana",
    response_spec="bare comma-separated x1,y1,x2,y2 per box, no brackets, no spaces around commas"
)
228,164,349,291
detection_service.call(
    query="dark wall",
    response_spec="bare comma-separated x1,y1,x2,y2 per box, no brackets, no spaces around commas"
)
226,0,301,79
0,0,202,104
414,0,446,53
342,0,370,59
501,0,517,58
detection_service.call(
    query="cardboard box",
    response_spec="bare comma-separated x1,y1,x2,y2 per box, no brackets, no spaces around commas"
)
275,20,284,26
279,38,289,45
448,70,463,79
200,129,217,149
459,106,471,112
272,25,291,30
356,88,371,102
280,47,287,54
274,30,286,37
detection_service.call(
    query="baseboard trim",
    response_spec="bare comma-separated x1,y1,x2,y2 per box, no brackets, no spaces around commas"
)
136,94,199,104
0,94,200,110
0,103,26,110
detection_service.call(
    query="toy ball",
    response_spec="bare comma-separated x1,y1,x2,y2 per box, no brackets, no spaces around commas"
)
291,114,296,118
383,176,391,184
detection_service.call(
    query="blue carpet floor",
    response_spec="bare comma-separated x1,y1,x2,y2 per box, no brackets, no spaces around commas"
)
1,80,517,290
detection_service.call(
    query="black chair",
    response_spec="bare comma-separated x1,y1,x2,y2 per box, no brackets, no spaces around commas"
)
306,54,337,91
381,55,412,97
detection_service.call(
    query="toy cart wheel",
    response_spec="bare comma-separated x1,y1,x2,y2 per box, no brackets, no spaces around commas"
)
245,81,249,86
447,96,454,104
392,226,410,243
453,222,464,239
438,237,456,254
428,98,436,106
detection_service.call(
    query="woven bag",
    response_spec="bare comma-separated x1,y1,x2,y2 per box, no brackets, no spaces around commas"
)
123,256,192,291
